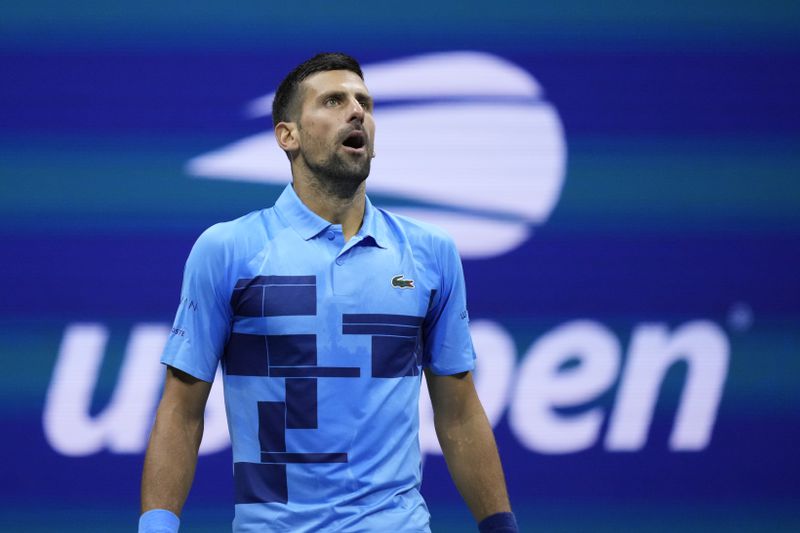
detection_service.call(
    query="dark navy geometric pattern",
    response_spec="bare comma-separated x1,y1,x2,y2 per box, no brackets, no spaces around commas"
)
251,398,348,502
343,313,425,326
259,401,286,452
233,462,288,504
231,275,316,317
342,324,420,336
224,333,268,376
225,332,360,378
267,334,317,367
269,367,360,378
342,313,425,378
261,452,348,464
227,276,361,504
286,378,317,429
371,336,421,378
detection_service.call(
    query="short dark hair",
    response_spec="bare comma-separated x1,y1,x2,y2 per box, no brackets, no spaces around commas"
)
272,52,364,127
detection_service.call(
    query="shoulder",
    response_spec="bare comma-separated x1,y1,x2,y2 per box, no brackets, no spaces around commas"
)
190,209,270,262
376,207,457,254
376,208,468,289
197,209,270,245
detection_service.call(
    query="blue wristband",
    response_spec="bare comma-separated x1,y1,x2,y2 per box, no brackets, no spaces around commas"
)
139,509,180,533
478,512,518,532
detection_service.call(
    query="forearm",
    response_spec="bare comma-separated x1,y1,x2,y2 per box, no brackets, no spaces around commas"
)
141,403,204,515
435,408,511,521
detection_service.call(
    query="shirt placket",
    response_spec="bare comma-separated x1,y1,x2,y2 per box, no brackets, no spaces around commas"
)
331,229,367,296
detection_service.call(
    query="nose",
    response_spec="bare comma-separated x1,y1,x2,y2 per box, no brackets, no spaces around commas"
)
347,96,364,123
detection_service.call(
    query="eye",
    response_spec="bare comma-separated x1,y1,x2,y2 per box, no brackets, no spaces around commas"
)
358,99,372,111
325,95,340,107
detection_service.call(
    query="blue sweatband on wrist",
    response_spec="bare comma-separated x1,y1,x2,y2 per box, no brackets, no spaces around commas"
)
139,509,180,533
478,512,518,532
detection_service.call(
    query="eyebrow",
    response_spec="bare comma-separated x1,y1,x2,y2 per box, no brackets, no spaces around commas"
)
318,90,373,107
355,92,373,105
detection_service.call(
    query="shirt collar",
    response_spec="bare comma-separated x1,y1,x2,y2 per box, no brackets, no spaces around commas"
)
359,194,388,249
274,183,388,249
274,184,331,240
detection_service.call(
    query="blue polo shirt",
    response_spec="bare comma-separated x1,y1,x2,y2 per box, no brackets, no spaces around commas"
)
162,184,476,532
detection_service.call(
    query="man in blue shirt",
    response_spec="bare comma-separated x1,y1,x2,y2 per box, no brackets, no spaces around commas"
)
140,53,517,533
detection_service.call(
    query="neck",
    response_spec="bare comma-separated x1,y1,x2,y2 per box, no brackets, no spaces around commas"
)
292,173,367,241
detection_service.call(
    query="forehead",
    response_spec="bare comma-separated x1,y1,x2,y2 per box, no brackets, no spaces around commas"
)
300,70,370,101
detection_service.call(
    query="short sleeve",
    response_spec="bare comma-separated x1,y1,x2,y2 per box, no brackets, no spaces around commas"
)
161,225,233,382
422,235,476,375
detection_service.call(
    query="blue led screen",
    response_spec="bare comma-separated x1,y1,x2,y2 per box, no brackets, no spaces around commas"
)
1,2,799,531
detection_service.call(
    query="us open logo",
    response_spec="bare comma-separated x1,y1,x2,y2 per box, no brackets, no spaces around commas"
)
186,51,567,258
44,54,728,461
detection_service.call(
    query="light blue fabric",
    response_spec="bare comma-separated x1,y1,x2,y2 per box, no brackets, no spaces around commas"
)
162,184,475,532
138,509,180,533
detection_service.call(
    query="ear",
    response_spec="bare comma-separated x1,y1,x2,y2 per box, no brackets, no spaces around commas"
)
274,121,299,153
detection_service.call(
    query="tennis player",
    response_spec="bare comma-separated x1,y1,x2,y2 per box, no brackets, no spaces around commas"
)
139,52,517,533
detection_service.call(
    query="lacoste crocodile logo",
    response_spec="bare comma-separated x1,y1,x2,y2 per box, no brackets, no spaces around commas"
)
391,275,415,289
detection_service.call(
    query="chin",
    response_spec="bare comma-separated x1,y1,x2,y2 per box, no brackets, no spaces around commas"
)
324,164,370,198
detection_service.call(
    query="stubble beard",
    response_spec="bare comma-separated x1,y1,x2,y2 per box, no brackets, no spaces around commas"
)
301,147,371,200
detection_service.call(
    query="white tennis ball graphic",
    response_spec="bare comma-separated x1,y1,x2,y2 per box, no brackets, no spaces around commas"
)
187,51,566,258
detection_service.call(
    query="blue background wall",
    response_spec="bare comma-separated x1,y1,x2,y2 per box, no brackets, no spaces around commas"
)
1,2,799,531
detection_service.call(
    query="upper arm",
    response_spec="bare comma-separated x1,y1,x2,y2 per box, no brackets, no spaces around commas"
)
425,369,484,425
159,366,213,422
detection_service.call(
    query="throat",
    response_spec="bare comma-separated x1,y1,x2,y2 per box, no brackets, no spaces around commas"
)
292,177,366,238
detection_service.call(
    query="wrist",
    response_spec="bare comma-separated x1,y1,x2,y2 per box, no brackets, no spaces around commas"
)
139,509,180,533
478,512,518,533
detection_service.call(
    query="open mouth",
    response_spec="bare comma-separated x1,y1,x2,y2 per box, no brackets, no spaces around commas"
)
342,131,366,151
